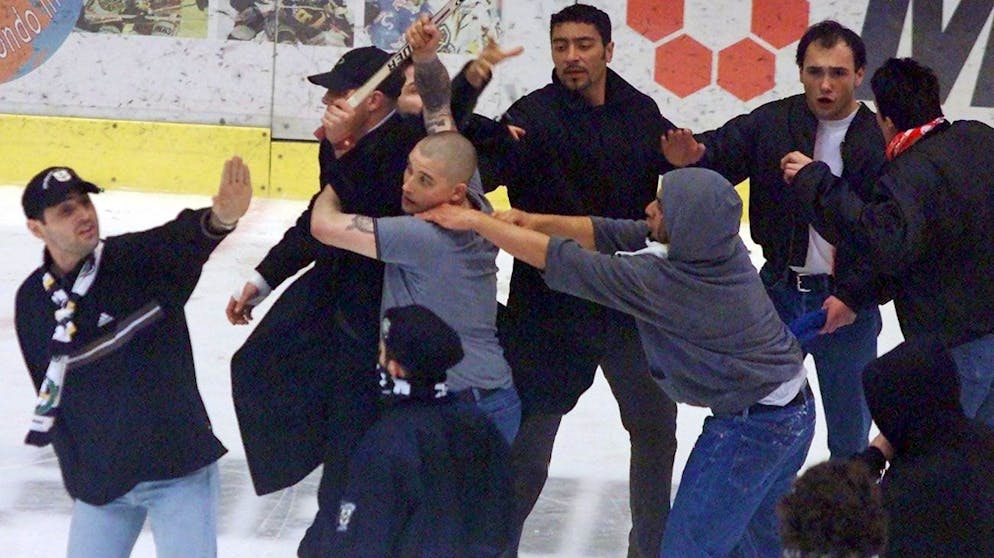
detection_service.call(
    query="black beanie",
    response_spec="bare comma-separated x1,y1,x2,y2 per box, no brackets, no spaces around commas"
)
381,305,464,385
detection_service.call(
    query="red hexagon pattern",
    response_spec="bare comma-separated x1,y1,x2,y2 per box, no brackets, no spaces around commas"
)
655,35,711,98
626,0,683,43
718,38,776,101
752,0,810,49
628,0,809,100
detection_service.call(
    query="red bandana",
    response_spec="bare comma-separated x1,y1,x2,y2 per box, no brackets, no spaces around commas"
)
885,116,946,161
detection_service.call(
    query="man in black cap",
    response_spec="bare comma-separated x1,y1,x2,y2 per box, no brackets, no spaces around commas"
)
225,38,503,558
329,304,512,557
14,158,251,557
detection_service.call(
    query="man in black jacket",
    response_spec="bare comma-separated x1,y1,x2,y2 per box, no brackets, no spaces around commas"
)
226,41,516,558
783,57,994,427
856,338,994,556
477,5,678,557
663,20,885,460
15,158,251,557
329,304,512,557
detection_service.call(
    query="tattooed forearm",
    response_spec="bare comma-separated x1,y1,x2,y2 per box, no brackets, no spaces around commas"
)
347,215,375,234
414,56,455,133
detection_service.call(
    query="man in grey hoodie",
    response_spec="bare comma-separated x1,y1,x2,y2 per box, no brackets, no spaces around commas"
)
420,167,815,557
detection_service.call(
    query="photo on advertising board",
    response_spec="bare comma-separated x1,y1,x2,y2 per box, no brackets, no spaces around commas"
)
75,0,209,37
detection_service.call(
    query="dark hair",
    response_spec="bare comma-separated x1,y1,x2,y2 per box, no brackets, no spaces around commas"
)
550,3,611,45
871,57,944,131
795,20,866,71
778,459,888,557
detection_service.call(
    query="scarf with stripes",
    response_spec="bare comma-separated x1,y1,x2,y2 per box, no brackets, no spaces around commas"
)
25,242,103,447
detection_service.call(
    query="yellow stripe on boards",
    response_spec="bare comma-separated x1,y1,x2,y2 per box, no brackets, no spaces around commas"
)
0,114,271,196
0,113,750,220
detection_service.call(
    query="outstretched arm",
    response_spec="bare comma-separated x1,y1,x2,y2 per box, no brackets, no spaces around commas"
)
418,204,550,269
406,14,454,133
495,208,595,250
310,183,378,259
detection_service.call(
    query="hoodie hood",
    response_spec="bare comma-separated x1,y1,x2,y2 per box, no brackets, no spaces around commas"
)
863,338,964,455
661,168,743,264
608,167,802,412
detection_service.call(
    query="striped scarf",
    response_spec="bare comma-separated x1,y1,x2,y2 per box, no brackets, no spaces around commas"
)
885,116,946,161
25,242,103,447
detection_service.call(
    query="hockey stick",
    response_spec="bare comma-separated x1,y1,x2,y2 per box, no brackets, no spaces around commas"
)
345,0,466,108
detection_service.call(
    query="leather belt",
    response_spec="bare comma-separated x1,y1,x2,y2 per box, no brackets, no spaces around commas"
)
787,269,834,293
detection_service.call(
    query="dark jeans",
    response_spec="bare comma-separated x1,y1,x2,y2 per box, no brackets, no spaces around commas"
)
761,264,880,458
503,322,678,558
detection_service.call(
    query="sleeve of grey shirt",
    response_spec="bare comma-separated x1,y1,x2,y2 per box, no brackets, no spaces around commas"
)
591,216,650,254
543,237,660,322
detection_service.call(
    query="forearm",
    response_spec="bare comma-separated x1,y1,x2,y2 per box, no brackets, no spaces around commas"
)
471,212,550,270
526,214,595,249
309,185,378,258
414,55,455,133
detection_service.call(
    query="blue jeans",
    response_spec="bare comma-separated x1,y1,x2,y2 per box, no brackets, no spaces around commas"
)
67,462,219,558
454,386,522,444
762,265,880,458
661,391,816,558
950,332,994,427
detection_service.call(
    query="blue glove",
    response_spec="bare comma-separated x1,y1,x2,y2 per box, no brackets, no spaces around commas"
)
789,309,827,350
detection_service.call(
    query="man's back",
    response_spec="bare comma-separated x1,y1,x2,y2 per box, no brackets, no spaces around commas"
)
877,120,994,343
332,398,512,557
884,434,994,557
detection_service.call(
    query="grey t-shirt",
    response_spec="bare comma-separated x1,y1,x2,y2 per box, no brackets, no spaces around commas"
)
374,189,512,391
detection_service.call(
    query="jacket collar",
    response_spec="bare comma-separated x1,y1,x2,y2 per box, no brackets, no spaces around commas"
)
549,67,634,110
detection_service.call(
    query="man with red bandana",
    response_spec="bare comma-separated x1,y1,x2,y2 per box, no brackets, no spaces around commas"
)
783,57,994,428
662,20,885,461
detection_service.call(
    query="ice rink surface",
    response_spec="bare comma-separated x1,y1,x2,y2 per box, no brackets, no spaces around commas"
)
0,186,904,557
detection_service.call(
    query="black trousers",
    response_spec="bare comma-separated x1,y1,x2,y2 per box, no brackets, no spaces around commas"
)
503,321,678,558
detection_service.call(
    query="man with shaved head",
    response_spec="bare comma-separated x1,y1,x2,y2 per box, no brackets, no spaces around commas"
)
311,126,518,443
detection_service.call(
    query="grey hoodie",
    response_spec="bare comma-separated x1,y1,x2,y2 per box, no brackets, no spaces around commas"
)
543,167,803,414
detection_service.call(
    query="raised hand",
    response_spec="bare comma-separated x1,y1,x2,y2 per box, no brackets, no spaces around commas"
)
660,128,706,167
406,14,442,63
465,32,525,88
213,156,252,227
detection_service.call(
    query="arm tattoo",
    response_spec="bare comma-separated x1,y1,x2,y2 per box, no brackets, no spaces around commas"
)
347,215,375,234
415,56,455,133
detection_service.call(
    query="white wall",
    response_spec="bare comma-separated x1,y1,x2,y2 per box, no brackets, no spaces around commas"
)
1,0,991,138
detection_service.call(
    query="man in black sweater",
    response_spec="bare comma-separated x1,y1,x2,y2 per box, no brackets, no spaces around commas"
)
477,5,678,557
16,158,251,557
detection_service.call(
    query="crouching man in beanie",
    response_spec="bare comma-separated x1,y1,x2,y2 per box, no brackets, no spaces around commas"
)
14,158,252,557
329,304,513,557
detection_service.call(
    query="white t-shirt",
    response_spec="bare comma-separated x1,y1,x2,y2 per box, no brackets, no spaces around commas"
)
791,108,859,275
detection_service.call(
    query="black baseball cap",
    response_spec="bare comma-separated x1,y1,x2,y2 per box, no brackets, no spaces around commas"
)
381,304,464,385
23,167,102,219
307,46,404,99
